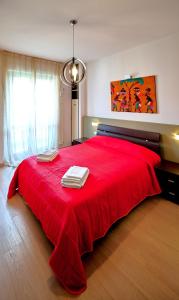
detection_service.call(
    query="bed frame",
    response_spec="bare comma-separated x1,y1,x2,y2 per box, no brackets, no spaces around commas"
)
96,124,160,154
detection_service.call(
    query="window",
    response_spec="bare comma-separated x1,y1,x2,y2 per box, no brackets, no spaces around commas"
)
4,69,60,165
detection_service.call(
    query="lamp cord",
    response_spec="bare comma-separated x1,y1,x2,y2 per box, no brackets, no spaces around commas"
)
73,23,75,58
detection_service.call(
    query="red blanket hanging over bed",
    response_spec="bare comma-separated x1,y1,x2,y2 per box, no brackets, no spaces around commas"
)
8,136,161,294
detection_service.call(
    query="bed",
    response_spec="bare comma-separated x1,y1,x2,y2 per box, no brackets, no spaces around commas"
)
8,124,161,295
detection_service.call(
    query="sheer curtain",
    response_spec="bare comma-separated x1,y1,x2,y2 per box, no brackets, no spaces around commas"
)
3,52,62,166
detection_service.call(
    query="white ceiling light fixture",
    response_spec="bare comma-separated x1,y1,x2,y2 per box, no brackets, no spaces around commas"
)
60,19,86,87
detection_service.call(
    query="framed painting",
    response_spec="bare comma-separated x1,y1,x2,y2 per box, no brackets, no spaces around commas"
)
111,75,157,113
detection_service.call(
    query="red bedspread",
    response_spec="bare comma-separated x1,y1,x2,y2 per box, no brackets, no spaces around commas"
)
8,136,161,294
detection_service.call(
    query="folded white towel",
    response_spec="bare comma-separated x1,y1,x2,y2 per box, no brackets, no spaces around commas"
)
61,167,89,188
62,166,89,180
62,177,84,183
37,150,58,162
38,150,58,157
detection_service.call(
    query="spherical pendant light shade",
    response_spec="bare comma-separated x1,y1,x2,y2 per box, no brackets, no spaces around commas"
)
60,20,86,87
61,57,86,86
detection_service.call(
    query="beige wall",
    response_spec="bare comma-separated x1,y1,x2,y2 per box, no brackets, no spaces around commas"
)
0,54,3,163
83,116,179,163
79,80,87,138
61,83,72,147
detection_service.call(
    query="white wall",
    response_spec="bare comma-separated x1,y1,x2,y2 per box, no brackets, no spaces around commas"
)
87,32,179,125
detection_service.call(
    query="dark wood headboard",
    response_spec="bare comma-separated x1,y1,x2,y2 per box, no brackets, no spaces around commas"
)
96,124,160,154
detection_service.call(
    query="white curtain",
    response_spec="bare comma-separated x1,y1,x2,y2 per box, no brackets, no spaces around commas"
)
2,52,62,166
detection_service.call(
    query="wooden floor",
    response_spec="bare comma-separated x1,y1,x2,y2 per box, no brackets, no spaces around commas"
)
0,166,179,300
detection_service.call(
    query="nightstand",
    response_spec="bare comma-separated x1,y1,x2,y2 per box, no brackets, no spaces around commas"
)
156,160,179,204
72,137,88,146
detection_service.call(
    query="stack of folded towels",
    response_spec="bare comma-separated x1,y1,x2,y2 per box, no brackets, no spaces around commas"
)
37,150,58,162
61,166,89,188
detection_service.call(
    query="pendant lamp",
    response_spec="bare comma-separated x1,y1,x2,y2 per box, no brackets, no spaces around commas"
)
60,20,86,87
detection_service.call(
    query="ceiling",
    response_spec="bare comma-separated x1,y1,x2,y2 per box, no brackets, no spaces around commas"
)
0,0,179,62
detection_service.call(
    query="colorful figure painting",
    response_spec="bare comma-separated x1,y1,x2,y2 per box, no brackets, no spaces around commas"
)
111,75,157,113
